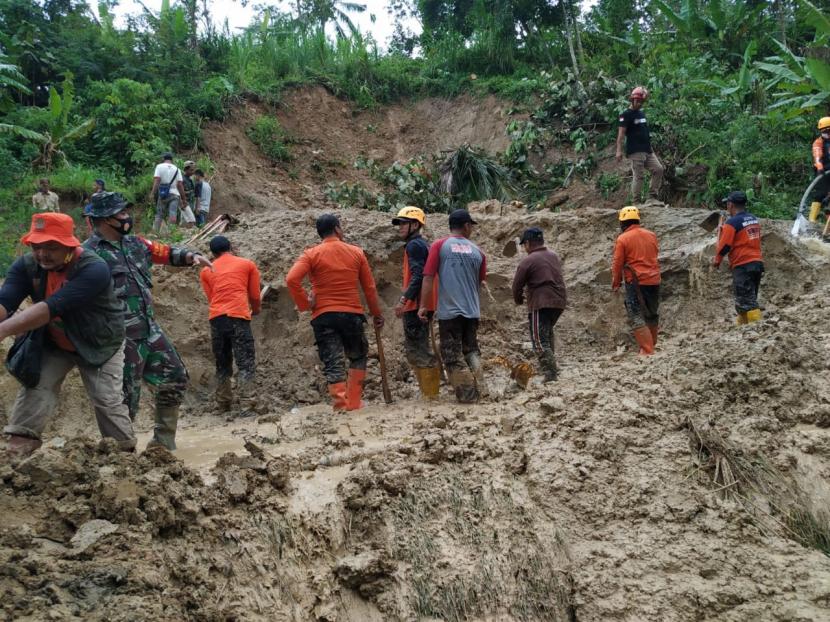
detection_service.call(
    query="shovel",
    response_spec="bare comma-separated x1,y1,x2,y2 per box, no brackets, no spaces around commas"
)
699,210,726,233
374,324,393,404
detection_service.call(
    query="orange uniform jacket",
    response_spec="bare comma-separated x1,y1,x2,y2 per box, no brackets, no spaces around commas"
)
715,212,763,269
611,224,661,288
200,253,262,320
285,237,382,320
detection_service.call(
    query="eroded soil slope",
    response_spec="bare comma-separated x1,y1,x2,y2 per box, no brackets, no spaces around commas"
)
2,91,830,621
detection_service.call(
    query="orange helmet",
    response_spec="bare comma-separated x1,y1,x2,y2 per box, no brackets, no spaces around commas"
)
630,86,649,101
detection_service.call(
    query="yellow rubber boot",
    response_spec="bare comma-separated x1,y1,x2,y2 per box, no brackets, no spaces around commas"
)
745,309,762,323
415,367,440,399
810,201,822,223
735,312,748,326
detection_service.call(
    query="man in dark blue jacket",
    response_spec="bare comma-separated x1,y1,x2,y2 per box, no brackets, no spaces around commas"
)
0,213,135,456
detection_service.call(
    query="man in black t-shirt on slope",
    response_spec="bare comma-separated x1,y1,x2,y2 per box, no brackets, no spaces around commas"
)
615,86,664,202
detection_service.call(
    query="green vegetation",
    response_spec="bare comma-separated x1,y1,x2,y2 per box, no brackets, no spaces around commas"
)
2,0,830,271
246,116,293,162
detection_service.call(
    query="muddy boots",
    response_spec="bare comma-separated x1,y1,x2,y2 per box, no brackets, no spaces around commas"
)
745,309,762,323
736,309,761,325
346,368,366,411
632,326,654,355
237,379,259,417
647,323,658,348
539,349,558,383
148,405,179,450
448,368,478,404
464,352,488,398
5,434,42,458
215,377,233,413
414,366,441,399
328,382,348,412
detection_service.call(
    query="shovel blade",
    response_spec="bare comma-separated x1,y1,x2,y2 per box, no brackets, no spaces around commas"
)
502,239,518,257
699,211,722,232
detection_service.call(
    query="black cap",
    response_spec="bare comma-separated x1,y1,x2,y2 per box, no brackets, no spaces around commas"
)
448,209,477,228
209,235,231,255
721,190,748,205
161,152,174,161
316,213,341,238
519,227,544,244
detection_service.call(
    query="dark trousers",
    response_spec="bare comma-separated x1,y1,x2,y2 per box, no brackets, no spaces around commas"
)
530,308,562,379
210,315,256,383
810,173,830,205
624,283,660,329
438,316,479,373
732,261,764,313
311,312,368,384
402,310,437,368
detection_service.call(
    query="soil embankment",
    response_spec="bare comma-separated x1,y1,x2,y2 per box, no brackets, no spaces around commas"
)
2,89,830,621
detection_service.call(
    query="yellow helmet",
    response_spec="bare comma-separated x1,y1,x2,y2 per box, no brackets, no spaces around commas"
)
618,206,640,222
818,117,830,131
392,205,426,226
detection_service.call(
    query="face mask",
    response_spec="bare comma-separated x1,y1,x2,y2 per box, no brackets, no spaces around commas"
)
823,132,830,139
109,216,132,235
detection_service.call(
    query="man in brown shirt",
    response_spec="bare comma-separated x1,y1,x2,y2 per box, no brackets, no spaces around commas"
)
511,228,567,382
32,178,60,212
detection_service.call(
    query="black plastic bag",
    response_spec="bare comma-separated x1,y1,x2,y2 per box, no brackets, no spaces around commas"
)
5,327,45,388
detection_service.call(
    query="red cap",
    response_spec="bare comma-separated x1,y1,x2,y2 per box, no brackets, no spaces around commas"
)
21,212,81,247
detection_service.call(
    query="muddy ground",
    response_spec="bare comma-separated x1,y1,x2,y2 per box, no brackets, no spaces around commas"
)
2,89,830,621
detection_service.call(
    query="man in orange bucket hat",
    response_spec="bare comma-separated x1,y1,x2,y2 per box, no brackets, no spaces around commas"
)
0,212,135,457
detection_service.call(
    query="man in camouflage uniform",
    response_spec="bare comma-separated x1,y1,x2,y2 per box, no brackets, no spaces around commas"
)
84,192,212,450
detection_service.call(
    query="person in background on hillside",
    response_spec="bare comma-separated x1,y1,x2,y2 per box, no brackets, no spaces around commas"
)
511,227,567,382
32,178,60,212
391,206,440,399
615,86,664,202
418,209,487,403
193,169,212,227
713,191,764,325
149,153,188,233
83,179,106,236
286,214,384,412
199,236,261,415
611,206,661,355
84,192,212,450
0,213,135,457
179,161,197,228
809,116,830,224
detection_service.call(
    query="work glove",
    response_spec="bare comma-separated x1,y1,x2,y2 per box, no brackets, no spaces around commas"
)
712,256,722,269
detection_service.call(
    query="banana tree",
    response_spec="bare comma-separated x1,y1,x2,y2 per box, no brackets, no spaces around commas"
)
754,0,830,114
0,74,94,170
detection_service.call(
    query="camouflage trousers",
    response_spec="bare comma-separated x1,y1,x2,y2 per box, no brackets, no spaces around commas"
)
402,310,437,368
124,321,189,420
210,315,256,382
438,316,480,403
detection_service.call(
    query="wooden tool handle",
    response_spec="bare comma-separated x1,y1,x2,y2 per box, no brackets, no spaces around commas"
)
374,323,393,404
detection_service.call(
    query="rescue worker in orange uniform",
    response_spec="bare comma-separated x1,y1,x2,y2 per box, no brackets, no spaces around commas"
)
808,116,830,223
611,206,661,355
286,214,384,411
391,206,440,399
199,236,262,415
713,191,764,324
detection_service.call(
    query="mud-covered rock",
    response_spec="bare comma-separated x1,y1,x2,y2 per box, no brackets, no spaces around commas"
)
334,551,395,597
